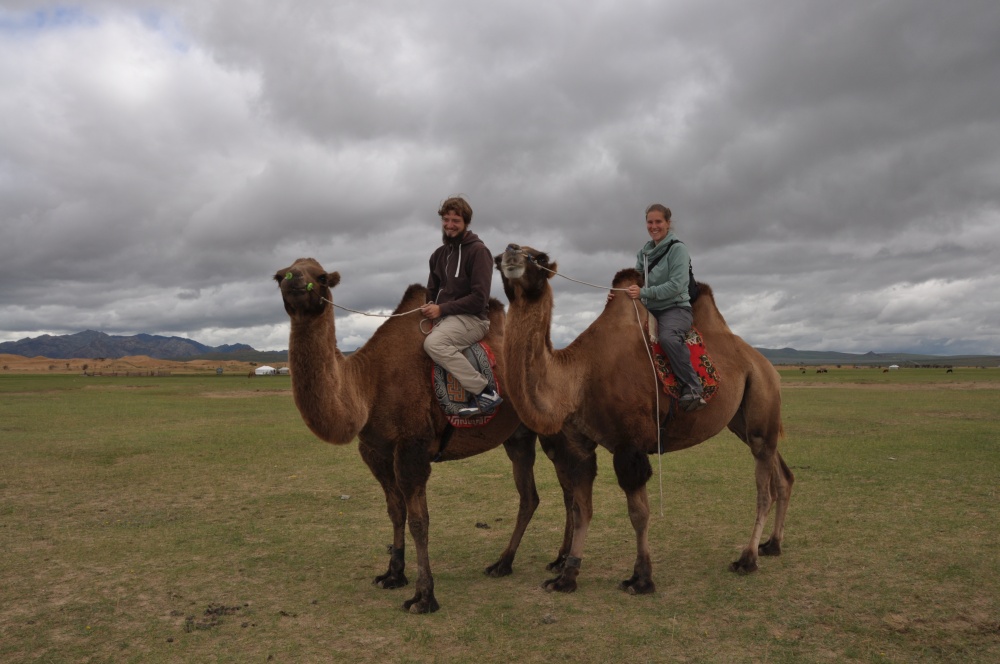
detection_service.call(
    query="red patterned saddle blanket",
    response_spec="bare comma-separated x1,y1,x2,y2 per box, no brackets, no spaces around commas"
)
431,342,501,428
649,327,721,403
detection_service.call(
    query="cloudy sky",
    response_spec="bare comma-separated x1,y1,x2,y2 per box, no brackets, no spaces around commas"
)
2,0,999,355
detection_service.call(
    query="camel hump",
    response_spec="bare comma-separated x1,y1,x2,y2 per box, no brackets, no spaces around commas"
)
396,284,429,313
612,268,643,288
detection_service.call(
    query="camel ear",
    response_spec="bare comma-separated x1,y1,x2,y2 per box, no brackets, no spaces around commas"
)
494,253,503,270
545,261,558,278
327,271,341,288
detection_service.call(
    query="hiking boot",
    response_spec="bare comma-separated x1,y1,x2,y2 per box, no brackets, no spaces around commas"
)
474,387,503,414
679,393,707,412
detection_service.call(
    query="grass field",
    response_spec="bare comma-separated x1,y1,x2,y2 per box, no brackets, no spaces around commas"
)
1,368,998,663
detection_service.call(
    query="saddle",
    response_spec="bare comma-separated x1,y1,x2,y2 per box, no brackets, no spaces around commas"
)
431,342,501,428
645,320,721,404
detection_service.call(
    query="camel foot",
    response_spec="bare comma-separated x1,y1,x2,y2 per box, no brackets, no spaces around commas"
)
402,591,440,614
618,574,655,595
545,554,567,572
542,575,577,593
758,537,782,557
729,553,760,575
373,571,408,589
484,555,514,578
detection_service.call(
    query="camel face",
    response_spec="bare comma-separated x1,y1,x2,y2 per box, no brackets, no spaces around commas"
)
496,244,556,298
274,257,341,316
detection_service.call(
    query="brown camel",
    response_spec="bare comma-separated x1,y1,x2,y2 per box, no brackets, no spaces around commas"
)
275,257,557,613
496,245,794,594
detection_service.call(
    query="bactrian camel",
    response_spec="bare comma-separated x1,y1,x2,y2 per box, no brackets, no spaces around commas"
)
496,245,794,594
275,257,559,613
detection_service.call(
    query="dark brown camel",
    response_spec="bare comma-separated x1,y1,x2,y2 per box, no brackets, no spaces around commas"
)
275,257,559,613
496,245,794,594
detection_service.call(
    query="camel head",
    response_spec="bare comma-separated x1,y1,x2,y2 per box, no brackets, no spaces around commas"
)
495,244,558,300
274,257,341,317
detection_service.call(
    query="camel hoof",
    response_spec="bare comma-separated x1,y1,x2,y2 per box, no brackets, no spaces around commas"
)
484,559,514,578
729,558,760,575
545,555,567,572
402,593,440,614
619,576,655,595
758,538,782,557
373,573,408,589
542,576,577,593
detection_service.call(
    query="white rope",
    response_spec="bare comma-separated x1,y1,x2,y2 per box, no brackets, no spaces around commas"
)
321,296,423,318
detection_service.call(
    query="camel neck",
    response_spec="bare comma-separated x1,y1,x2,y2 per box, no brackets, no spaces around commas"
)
287,313,369,444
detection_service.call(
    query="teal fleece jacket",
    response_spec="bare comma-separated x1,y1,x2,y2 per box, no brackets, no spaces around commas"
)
634,231,691,311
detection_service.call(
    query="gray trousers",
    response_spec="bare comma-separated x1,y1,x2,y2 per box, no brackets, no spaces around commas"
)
423,314,491,394
651,306,703,397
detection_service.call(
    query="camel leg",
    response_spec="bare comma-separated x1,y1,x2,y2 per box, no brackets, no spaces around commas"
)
360,444,409,589
539,432,587,572
613,445,655,594
758,452,794,557
485,425,540,577
395,442,439,613
541,443,597,593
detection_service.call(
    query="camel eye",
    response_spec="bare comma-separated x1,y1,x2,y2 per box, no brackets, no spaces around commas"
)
317,274,328,285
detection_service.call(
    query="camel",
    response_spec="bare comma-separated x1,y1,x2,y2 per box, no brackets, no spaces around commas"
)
274,257,558,613
495,244,794,594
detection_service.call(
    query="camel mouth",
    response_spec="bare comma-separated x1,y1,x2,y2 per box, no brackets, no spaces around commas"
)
502,263,526,280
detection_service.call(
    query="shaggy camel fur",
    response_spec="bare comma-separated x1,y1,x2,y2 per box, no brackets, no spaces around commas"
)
496,245,794,594
275,257,556,613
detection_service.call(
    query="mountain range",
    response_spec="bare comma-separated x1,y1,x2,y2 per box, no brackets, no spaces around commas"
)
1,331,997,366
0,330,254,360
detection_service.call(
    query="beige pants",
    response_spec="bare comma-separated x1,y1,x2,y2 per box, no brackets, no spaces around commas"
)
423,314,491,394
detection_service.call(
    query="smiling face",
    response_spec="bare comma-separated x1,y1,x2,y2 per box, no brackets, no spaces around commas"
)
646,209,671,245
441,211,467,240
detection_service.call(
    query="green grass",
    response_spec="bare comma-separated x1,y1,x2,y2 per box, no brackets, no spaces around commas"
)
1,370,998,662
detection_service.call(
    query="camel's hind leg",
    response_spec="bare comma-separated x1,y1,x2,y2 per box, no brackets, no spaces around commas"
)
359,442,409,590
727,376,793,574
485,425,541,577
613,445,655,594
759,450,794,557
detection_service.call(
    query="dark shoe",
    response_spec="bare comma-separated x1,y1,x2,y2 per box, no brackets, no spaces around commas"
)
679,393,707,412
457,396,482,417
474,388,503,414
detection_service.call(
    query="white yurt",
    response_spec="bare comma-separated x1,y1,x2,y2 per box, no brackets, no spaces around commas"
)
254,365,277,376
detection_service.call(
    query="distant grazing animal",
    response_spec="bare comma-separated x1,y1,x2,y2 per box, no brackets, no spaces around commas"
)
946,368,953,373
883,369,889,373
816,368,828,374
496,244,793,594
274,257,567,613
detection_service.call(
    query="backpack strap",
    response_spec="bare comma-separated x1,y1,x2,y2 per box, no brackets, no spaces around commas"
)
646,239,681,273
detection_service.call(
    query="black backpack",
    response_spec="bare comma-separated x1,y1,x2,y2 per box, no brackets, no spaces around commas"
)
645,239,700,303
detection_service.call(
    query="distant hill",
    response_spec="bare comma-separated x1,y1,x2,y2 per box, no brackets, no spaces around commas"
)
1,331,994,366
756,347,1000,367
0,330,255,360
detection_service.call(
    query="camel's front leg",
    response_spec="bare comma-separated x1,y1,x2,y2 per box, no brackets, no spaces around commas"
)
360,444,409,589
486,425,540,577
540,434,596,574
396,443,438,613
613,445,655,594
541,447,597,593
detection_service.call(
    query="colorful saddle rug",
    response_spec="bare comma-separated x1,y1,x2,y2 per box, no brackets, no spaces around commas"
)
431,341,501,428
648,327,721,404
